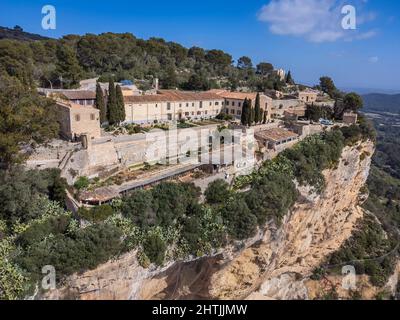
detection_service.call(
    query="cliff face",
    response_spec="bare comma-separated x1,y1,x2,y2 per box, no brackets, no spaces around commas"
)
44,141,375,300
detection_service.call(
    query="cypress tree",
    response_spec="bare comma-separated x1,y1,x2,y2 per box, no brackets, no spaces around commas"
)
115,84,126,124
95,83,107,124
254,93,261,124
263,110,267,124
107,79,118,125
248,99,254,127
286,70,294,85
241,98,248,126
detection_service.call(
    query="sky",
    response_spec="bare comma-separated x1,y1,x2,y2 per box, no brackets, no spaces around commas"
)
1,0,400,92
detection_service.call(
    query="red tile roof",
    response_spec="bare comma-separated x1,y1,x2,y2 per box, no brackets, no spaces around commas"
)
124,90,223,103
255,128,298,143
58,90,96,100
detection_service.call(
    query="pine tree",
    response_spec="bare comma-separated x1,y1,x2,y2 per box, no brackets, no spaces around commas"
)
107,79,118,125
254,93,261,124
115,84,126,124
55,44,83,88
95,83,107,124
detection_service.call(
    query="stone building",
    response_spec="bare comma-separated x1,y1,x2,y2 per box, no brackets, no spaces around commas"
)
38,89,96,106
343,112,358,124
255,127,299,151
298,89,318,104
55,101,101,141
123,90,224,124
211,90,273,121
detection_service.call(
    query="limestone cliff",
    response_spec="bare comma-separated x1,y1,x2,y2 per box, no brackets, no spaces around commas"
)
44,140,375,300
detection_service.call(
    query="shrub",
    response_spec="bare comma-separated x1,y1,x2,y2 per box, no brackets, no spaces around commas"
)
143,233,166,266
220,197,257,240
16,223,123,281
246,171,298,224
78,205,114,223
74,176,90,190
204,179,231,205
121,190,156,229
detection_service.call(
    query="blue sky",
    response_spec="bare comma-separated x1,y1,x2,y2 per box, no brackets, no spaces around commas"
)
1,0,400,92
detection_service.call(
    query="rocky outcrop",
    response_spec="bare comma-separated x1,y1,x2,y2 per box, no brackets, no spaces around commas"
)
43,140,375,300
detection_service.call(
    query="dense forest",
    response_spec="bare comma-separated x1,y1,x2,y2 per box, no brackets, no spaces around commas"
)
0,26,287,91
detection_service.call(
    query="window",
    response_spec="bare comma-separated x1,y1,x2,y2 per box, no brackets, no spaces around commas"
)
232,102,235,107
167,114,172,120
155,104,158,108
238,102,241,107
167,102,171,110
192,102,195,107
185,112,190,116
197,111,201,115
231,109,235,114
90,113,95,120
215,101,219,106
209,102,212,106
179,103,182,108
191,112,194,115
200,101,203,108
75,114,80,122
186,103,189,107
237,110,241,115
205,111,208,115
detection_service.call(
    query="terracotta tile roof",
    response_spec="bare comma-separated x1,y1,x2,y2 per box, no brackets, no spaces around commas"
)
55,100,99,111
79,186,120,203
255,128,298,143
124,90,223,104
58,90,96,100
213,90,259,101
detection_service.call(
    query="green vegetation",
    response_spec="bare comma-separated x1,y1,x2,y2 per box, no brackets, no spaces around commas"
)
312,111,400,295
0,123,370,299
0,32,284,92
95,83,106,124
0,74,59,167
241,98,252,126
73,176,90,190
204,179,231,205
78,205,114,223
322,215,397,287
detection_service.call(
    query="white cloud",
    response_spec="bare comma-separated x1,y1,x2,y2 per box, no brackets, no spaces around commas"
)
257,0,377,43
368,56,379,63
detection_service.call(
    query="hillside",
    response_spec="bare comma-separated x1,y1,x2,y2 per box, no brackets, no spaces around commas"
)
0,26,50,41
362,93,400,114
0,27,285,92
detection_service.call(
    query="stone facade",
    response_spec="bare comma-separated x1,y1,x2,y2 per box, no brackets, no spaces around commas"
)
55,101,101,141
124,90,224,124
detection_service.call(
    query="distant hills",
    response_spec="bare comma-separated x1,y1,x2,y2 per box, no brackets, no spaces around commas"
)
362,93,400,114
0,26,51,41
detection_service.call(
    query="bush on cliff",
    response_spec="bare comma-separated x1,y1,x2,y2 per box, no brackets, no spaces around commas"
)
16,223,123,282
245,171,298,224
220,197,257,240
143,232,167,266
